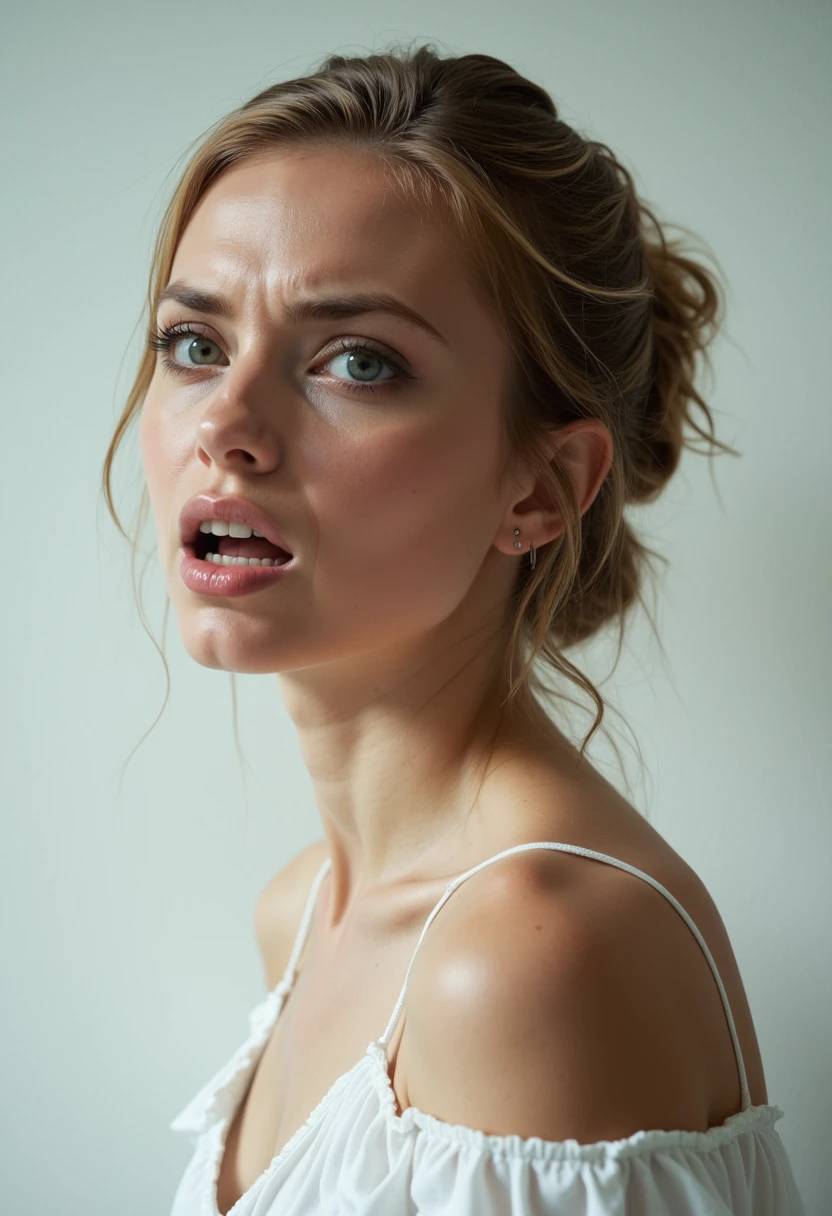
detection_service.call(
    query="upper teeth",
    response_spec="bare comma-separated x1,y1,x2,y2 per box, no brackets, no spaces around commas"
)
198,519,265,539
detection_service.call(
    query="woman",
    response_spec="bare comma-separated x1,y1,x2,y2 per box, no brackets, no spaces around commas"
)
103,42,806,1215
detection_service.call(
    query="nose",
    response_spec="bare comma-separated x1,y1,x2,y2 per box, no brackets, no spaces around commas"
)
194,356,284,472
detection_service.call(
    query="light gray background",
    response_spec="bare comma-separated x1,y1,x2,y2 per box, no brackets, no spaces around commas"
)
2,1,828,1212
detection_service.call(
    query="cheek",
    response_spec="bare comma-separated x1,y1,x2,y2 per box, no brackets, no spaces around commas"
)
307,409,500,609
139,404,160,485
139,399,192,544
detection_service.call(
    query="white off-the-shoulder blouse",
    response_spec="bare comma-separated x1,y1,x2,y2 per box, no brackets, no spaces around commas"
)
169,841,807,1214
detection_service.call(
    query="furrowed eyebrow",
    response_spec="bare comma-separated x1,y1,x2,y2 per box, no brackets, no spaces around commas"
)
155,281,449,348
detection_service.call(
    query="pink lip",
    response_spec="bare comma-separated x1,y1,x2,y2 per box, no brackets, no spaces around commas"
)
178,493,294,554
179,543,296,597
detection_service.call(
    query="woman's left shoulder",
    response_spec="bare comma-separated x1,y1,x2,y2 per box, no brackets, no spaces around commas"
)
407,806,768,1126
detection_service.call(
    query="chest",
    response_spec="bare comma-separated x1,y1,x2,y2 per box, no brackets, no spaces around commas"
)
212,817,767,1211
214,947,412,1215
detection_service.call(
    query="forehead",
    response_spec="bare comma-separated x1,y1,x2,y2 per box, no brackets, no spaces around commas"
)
168,146,497,343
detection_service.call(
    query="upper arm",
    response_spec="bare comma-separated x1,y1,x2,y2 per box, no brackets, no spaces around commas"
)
403,864,714,1144
254,839,329,990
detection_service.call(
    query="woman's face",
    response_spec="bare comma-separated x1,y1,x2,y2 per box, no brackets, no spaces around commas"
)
140,146,525,677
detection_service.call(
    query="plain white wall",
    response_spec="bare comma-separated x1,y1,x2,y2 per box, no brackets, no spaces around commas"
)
2,1,829,1211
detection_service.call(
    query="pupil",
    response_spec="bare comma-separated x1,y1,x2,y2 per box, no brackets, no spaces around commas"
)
191,338,218,364
348,351,380,381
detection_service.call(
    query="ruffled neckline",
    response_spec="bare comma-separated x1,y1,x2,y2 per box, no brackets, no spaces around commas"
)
173,981,788,1216
362,1039,785,1163
173,980,786,1161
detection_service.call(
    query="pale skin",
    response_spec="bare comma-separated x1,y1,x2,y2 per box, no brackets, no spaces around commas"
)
141,146,768,1212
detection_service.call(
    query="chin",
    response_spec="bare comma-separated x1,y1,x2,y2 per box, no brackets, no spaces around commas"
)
176,622,278,674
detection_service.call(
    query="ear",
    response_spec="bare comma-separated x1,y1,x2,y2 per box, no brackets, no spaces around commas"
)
495,420,613,558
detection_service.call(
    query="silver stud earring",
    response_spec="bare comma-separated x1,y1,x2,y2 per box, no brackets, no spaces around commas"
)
513,528,536,570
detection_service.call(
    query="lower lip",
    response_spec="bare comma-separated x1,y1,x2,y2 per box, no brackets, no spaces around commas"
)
179,545,297,597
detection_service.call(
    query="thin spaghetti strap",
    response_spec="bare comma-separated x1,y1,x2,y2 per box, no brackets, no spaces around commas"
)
377,840,752,1112
273,855,332,994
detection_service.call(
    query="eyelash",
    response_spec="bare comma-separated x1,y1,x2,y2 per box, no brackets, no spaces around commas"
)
147,320,412,397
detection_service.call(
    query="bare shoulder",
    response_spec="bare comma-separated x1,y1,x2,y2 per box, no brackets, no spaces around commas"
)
254,838,329,989
403,839,767,1143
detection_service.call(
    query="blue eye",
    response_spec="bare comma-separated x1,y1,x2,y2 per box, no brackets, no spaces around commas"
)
147,322,413,397
321,347,398,389
148,323,226,374
313,339,414,395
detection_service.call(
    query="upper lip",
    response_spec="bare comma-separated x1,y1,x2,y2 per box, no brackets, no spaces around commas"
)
179,494,294,554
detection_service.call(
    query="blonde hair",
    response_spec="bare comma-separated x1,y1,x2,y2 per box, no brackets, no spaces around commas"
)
102,41,738,796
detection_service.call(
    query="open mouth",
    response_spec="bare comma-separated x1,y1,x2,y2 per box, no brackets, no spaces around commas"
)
192,532,294,566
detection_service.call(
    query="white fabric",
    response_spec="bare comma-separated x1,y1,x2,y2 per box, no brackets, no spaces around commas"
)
169,842,807,1215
